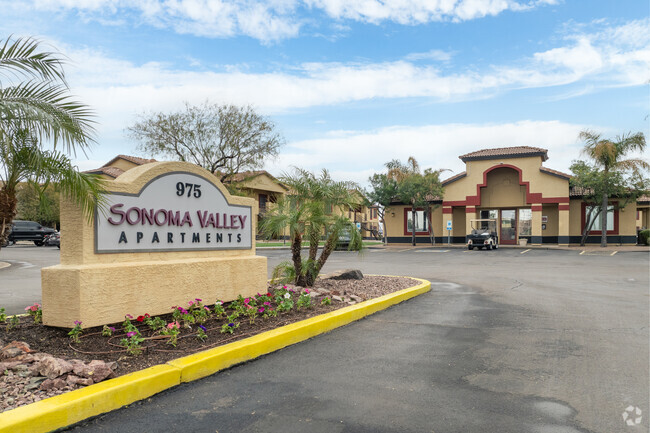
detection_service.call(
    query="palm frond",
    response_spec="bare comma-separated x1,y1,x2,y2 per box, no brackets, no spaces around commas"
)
0,36,67,85
0,81,96,155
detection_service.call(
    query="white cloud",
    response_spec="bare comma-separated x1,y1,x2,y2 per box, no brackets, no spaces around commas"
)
57,18,649,129
404,49,454,62
13,0,556,42
263,120,588,186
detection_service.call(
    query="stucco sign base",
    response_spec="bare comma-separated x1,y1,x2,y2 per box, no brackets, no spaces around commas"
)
42,255,267,328
41,161,267,329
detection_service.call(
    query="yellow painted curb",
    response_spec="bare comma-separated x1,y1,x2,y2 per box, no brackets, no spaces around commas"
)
169,277,430,382
0,276,430,433
0,364,180,433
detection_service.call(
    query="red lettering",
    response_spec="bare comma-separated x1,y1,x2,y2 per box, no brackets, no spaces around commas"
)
142,208,155,225
154,209,168,226
238,215,247,229
168,211,181,226
206,213,216,228
108,203,125,225
181,212,193,227
230,215,239,229
197,210,208,228
125,207,141,225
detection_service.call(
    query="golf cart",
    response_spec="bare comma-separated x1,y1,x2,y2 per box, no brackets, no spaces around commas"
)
467,219,499,250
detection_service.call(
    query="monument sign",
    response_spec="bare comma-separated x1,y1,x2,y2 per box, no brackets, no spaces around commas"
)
42,162,267,328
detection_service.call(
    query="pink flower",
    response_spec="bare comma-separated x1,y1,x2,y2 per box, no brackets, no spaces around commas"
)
188,300,194,306
195,298,202,302
264,301,271,306
125,314,133,319
258,307,265,313
244,298,250,304
167,321,180,329
126,331,137,337
304,289,310,294
74,320,82,326
204,306,210,311
282,285,287,289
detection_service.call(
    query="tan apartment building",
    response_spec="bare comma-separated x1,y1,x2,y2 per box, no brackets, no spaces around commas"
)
382,146,648,246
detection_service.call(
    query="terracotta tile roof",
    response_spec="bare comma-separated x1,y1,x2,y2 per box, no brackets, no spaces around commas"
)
102,154,156,167
540,166,571,179
83,166,125,179
459,146,548,162
637,195,650,203
441,171,466,186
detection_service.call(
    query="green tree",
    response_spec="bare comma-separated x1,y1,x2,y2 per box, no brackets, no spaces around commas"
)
385,157,445,246
127,102,284,182
0,36,105,248
570,159,649,246
578,130,648,247
15,182,60,228
260,168,363,287
365,173,398,245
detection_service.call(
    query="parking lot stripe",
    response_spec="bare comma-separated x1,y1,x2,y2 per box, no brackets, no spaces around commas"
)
610,251,618,256
579,251,586,255
520,249,531,254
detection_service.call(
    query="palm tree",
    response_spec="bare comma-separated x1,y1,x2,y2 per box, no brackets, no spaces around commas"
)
385,157,445,246
579,130,648,247
260,168,363,287
0,36,104,248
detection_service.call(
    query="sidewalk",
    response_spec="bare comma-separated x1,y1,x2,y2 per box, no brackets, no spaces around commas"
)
369,243,650,252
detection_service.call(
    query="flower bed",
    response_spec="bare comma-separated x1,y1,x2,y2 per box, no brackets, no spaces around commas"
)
0,275,417,413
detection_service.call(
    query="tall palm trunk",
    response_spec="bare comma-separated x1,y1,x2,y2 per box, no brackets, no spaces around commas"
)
0,187,18,249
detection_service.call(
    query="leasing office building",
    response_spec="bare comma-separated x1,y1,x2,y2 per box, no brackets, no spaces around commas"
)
383,146,649,246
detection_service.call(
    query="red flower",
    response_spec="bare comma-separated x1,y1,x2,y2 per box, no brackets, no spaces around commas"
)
144,313,150,318
136,315,145,322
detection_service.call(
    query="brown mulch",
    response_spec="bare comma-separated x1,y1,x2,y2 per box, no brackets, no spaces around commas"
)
0,275,418,413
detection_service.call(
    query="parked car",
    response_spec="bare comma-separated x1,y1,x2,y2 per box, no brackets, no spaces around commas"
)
44,232,61,248
7,220,57,246
467,219,499,250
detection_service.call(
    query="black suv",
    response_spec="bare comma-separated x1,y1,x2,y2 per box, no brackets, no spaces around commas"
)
6,220,57,246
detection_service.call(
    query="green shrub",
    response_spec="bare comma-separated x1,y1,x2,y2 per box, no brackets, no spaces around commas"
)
639,229,650,245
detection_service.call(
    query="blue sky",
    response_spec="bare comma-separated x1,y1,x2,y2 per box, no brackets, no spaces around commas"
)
1,0,648,186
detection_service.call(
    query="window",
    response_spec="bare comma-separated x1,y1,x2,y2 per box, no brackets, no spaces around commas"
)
519,209,532,236
406,210,428,233
585,205,614,232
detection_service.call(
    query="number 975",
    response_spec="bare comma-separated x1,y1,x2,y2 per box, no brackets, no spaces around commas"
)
176,182,201,198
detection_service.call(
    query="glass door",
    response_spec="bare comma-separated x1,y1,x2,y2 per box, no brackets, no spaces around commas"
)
500,209,517,244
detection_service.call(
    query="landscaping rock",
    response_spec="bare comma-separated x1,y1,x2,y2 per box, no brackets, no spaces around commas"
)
324,269,364,280
332,295,343,302
349,295,363,302
66,375,93,387
38,357,73,379
40,378,66,391
0,347,24,360
74,360,116,382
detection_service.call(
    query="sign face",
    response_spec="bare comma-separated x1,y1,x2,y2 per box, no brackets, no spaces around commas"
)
446,220,452,230
95,172,252,253
542,215,548,223
356,222,361,230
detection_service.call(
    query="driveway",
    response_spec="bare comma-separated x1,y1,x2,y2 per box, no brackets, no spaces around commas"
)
1,246,648,432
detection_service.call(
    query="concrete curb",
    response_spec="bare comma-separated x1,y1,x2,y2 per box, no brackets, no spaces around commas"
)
0,277,430,433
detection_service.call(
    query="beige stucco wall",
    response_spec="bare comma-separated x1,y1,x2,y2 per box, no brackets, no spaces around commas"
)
542,204,559,236
480,168,527,208
108,158,139,173
443,156,569,203
42,161,267,328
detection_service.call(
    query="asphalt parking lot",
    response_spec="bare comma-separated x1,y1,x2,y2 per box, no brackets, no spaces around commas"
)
1,244,648,432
